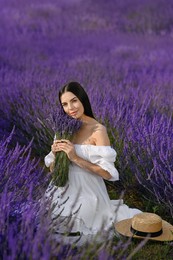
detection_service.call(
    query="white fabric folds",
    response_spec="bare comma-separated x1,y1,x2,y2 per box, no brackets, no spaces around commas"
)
44,151,55,167
44,144,142,236
76,144,119,181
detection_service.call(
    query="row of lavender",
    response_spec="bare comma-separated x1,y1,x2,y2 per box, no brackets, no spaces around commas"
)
0,0,173,258
1,0,173,35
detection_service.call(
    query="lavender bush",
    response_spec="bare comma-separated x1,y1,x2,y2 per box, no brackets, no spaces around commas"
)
0,0,173,258
0,131,48,258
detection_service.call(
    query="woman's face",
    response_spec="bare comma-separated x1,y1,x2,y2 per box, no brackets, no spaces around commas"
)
60,91,84,119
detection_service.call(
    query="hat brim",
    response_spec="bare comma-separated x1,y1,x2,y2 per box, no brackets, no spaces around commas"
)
115,218,173,241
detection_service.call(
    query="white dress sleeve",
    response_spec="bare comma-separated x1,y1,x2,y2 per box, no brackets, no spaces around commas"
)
44,151,55,168
87,146,119,182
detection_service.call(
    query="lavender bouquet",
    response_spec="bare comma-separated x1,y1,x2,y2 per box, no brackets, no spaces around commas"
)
39,109,82,187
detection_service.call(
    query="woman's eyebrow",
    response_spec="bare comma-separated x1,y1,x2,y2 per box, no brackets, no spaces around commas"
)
70,97,77,101
61,97,76,105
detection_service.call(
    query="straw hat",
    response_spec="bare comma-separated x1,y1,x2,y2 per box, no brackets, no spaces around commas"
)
115,212,173,241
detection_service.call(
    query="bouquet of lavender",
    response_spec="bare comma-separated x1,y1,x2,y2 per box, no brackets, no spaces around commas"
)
39,109,82,187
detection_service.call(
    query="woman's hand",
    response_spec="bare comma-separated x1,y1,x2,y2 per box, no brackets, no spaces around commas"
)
56,139,78,161
51,140,62,155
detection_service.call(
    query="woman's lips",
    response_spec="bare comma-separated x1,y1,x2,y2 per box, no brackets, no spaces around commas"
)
70,111,77,116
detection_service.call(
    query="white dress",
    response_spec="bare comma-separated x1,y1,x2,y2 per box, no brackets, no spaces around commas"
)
44,144,141,236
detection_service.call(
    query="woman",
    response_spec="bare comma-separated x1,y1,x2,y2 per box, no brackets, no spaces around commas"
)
44,82,141,238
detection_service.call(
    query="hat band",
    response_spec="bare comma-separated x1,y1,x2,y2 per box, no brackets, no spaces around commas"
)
55,231,81,236
131,226,163,237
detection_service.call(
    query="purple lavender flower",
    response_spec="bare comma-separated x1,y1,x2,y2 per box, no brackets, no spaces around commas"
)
40,108,82,186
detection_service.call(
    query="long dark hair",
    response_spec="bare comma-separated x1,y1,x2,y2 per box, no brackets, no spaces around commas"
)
59,82,95,119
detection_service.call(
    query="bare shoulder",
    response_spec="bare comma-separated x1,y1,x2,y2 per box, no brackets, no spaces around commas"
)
93,123,107,133
92,123,110,146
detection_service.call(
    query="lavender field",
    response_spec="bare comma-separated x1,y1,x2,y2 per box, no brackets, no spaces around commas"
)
0,0,173,258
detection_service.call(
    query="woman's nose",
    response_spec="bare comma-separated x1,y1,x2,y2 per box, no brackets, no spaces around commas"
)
68,103,73,110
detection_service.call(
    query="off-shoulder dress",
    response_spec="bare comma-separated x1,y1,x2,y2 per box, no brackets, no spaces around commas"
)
44,144,141,236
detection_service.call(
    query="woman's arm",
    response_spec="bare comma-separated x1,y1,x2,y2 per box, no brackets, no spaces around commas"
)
46,140,61,172
49,162,55,172
72,155,112,180
57,127,113,180
49,143,112,179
